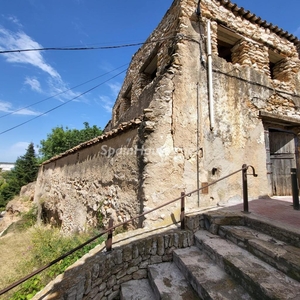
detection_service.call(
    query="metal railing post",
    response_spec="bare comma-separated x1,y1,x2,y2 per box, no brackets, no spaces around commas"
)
0,164,258,296
106,218,114,251
242,164,249,213
180,192,185,229
291,168,299,210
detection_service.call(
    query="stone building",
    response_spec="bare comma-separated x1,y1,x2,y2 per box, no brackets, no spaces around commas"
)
34,0,300,232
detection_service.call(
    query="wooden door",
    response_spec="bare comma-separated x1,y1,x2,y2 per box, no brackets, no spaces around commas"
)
269,130,297,195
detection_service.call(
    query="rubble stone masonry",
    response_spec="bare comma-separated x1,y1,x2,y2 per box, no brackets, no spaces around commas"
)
35,0,300,233
32,0,300,298
33,228,194,299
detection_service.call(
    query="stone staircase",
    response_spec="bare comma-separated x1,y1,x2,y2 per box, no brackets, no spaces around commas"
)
120,213,300,299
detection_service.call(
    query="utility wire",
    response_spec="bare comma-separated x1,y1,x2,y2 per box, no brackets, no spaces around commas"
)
0,43,143,54
0,68,127,135
0,63,129,119
0,34,192,135
0,36,176,54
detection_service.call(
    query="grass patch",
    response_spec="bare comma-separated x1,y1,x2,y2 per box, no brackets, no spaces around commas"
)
1,223,105,300
0,230,33,293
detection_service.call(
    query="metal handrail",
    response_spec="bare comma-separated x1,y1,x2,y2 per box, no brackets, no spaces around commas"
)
0,164,257,296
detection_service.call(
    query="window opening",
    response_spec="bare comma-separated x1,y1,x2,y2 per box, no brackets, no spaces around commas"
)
269,61,276,79
115,104,120,123
217,25,240,63
218,40,233,62
123,85,132,111
143,55,157,79
269,50,284,80
140,45,159,87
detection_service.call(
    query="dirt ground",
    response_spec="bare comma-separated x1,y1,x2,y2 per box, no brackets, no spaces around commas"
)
0,189,36,294
0,230,33,292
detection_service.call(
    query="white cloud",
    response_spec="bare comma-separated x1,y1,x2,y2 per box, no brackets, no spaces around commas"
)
7,15,22,27
107,82,121,97
98,95,113,113
24,76,42,93
12,108,40,116
0,100,12,113
47,76,81,102
0,25,82,104
0,100,40,116
0,28,60,77
0,27,60,79
97,81,121,113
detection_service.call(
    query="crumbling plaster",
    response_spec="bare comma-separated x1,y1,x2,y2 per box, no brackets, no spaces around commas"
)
35,128,142,232
127,0,300,217
35,0,300,232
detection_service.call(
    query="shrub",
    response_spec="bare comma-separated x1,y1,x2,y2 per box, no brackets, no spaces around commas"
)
11,227,105,299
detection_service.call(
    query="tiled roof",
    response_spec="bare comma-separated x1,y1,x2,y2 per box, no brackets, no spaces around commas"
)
217,0,299,44
42,117,142,165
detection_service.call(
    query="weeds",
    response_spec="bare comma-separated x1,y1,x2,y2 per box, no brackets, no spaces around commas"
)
1,205,38,236
1,225,105,300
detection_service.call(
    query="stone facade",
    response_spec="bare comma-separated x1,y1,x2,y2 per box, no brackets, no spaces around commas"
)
35,0,300,232
35,121,143,231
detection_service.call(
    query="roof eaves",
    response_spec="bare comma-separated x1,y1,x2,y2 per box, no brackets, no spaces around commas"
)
217,0,299,44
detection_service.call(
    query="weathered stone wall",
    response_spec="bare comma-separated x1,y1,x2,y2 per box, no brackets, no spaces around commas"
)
109,0,181,129
35,126,143,232
32,228,194,300
35,0,300,231
31,0,300,297
140,0,300,213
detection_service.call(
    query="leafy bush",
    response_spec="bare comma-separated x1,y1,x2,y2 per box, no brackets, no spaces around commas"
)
11,276,43,300
21,206,38,230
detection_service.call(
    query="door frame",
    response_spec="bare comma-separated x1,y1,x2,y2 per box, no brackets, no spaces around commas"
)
260,111,300,196
266,128,298,195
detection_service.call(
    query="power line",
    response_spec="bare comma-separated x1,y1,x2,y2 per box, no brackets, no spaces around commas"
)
0,36,176,54
0,34,181,134
0,68,127,135
0,63,129,119
0,43,143,54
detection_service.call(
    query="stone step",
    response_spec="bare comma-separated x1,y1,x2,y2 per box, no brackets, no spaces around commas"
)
173,246,253,299
195,230,300,300
198,211,300,248
148,262,199,300
219,225,300,282
244,216,300,248
120,279,156,300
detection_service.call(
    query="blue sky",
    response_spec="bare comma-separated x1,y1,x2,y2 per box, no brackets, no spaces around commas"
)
0,0,299,162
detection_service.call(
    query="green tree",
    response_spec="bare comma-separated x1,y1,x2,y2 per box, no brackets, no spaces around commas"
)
14,143,39,185
0,174,9,210
38,122,102,161
0,143,39,210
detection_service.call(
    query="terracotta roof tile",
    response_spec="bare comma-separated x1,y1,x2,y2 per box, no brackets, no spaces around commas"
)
218,0,299,44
